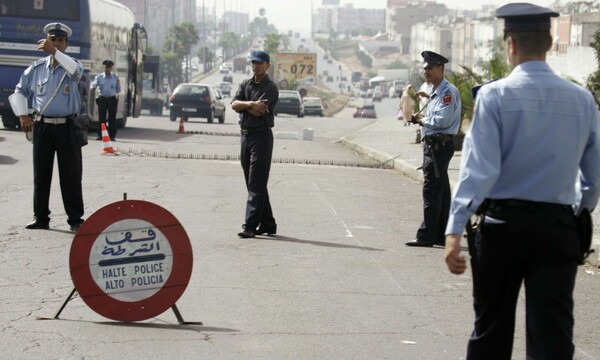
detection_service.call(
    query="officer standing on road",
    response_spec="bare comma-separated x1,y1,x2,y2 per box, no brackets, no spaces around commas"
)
231,50,279,238
9,22,85,232
91,59,120,141
405,51,461,247
444,3,600,359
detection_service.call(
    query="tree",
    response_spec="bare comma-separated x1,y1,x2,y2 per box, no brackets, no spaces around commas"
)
162,22,199,86
263,32,282,54
219,31,240,60
197,45,215,72
587,26,600,107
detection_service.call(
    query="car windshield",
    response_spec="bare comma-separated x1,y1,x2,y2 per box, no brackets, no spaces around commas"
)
176,85,208,96
303,98,321,105
279,91,299,99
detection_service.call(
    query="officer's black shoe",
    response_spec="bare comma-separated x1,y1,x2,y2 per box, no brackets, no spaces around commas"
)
238,229,256,238
25,220,49,230
256,225,277,236
405,240,434,247
70,223,81,233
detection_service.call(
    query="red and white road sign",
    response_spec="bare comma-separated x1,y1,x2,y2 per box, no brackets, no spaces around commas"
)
69,200,193,322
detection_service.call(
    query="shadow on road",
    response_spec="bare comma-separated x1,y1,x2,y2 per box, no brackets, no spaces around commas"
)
257,235,383,251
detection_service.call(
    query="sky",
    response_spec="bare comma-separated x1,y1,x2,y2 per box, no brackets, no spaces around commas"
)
214,0,559,36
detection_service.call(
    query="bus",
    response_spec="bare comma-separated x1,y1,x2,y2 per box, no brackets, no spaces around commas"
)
0,0,146,129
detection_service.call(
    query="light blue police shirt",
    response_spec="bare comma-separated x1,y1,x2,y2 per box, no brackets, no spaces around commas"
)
420,78,461,137
15,55,83,117
446,61,600,235
91,73,121,97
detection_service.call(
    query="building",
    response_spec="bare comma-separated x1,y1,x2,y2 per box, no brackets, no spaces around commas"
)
118,0,197,52
313,4,385,35
386,0,447,53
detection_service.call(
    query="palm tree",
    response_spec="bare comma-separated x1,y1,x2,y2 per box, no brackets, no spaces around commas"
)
263,33,282,55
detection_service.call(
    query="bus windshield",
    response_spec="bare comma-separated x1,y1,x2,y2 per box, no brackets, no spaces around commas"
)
0,0,80,21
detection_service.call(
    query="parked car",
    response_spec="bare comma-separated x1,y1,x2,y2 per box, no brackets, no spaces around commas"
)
353,103,377,119
169,83,226,123
220,82,232,97
274,90,304,117
303,97,324,117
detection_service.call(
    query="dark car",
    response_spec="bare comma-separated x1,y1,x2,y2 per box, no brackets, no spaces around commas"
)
274,90,304,117
353,103,377,119
223,75,233,83
169,83,226,123
303,97,324,117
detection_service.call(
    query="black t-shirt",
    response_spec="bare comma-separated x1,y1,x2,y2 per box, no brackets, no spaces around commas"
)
233,75,279,129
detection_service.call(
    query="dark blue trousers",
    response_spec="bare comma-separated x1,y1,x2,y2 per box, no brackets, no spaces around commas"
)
416,138,454,244
468,203,579,359
240,129,275,231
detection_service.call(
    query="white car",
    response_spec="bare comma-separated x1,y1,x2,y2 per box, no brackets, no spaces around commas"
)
219,65,230,74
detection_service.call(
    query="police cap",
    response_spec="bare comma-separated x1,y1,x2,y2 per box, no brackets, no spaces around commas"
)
102,60,114,67
44,22,72,39
496,3,559,32
421,51,448,69
249,50,270,63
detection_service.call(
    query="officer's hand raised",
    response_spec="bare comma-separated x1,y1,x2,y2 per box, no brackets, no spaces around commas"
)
37,36,57,55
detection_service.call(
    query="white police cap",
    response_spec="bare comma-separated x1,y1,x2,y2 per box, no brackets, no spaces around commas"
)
43,22,72,39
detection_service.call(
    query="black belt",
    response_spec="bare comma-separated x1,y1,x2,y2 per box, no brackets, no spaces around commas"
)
423,134,453,142
100,96,117,99
241,127,269,135
487,199,572,212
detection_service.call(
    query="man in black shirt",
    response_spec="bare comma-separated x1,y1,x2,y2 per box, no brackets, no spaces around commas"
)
231,51,279,238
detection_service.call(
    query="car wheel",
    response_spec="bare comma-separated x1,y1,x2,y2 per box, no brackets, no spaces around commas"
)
169,112,176,121
207,109,214,123
218,110,225,124
298,112,304,118
158,106,163,116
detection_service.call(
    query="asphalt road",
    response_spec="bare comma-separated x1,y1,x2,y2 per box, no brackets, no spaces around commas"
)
1,96,599,359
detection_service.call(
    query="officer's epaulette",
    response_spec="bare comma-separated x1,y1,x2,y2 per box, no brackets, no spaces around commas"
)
471,78,501,101
32,58,47,67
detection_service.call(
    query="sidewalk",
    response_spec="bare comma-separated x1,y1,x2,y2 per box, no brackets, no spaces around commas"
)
339,108,600,268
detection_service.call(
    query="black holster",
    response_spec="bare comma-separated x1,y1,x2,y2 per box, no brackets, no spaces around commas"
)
576,208,593,265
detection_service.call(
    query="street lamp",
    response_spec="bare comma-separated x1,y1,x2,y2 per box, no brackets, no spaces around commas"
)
339,64,343,94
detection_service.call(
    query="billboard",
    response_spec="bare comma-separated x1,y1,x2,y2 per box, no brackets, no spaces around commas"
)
273,53,317,89
322,0,340,5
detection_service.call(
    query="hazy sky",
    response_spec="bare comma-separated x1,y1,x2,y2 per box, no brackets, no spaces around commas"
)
215,0,558,36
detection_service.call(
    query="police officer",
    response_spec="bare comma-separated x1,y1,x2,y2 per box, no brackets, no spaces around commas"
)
231,50,279,238
9,22,85,232
444,3,600,359
405,51,461,247
91,59,120,141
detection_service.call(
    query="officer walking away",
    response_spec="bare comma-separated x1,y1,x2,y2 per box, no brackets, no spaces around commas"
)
91,59,120,141
231,50,279,238
9,22,85,232
444,4,600,359
405,51,461,247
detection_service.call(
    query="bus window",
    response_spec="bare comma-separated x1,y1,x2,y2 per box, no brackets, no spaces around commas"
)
0,0,79,20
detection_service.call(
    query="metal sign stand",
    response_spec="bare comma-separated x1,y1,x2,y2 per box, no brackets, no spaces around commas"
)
39,289,202,325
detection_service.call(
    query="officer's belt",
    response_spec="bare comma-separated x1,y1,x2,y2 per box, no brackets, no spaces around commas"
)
39,116,68,124
241,126,269,135
487,199,571,212
422,133,453,142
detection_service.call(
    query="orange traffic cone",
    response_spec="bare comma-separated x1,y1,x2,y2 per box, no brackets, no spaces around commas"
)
100,123,115,154
176,116,185,134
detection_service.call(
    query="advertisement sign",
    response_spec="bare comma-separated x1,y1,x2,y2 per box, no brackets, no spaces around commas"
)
274,53,317,89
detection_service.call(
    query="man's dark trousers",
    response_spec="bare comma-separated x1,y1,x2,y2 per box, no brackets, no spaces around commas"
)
467,203,578,359
240,129,275,231
416,138,454,244
97,96,117,139
33,121,84,226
